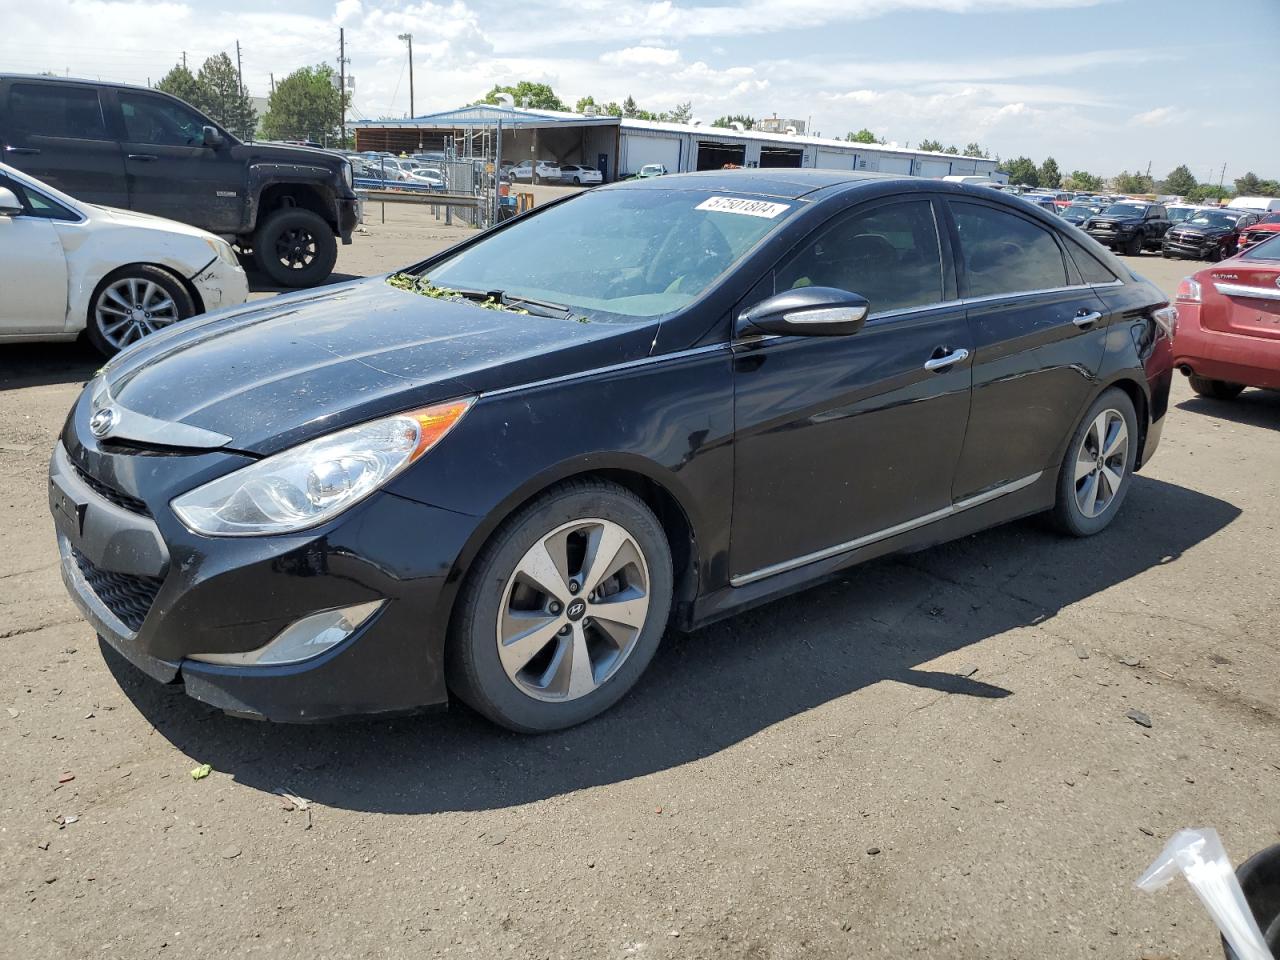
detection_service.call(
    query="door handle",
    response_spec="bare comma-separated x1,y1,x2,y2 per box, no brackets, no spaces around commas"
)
4,146,39,155
128,154,158,162
923,347,970,372
1073,310,1103,328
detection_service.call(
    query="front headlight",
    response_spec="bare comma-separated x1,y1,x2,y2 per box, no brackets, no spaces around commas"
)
342,160,353,188
204,237,239,267
171,399,473,536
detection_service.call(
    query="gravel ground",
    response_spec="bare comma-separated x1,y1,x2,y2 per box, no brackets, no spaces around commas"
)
1,212,1277,960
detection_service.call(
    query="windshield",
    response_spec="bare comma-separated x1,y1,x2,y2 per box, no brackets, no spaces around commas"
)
420,188,798,321
1103,203,1146,217
1186,211,1238,228
1168,208,1196,222
1241,234,1280,261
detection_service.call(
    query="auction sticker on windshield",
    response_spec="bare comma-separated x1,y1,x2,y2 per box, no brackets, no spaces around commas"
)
695,196,791,219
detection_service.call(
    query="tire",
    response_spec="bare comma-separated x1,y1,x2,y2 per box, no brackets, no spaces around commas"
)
85,264,196,356
1050,387,1139,537
1188,375,1245,400
1212,242,1229,262
1124,234,1143,256
573,176,581,185
446,479,674,733
252,207,338,288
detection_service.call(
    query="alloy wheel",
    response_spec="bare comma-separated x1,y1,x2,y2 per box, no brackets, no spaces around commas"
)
274,226,318,271
93,277,180,350
1073,408,1128,519
496,518,651,702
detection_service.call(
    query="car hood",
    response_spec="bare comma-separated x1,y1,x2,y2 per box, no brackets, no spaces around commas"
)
88,205,218,241
1171,224,1231,237
100,278,656,455
1089,215,1143,226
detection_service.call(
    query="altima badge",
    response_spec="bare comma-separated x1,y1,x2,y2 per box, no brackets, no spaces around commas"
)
89,407,118,438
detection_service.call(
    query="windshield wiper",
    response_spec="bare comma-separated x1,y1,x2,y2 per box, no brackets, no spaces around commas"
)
436,285,581,320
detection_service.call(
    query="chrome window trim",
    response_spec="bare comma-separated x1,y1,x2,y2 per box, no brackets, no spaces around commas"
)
1213,281,1280,302
481,342,731,398
729,471,1043,587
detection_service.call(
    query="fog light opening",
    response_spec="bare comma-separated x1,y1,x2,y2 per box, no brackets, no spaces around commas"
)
188,600,384,667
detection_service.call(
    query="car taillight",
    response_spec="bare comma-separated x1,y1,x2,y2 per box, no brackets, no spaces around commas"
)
1153,305,1178,338
1175,277,1201,303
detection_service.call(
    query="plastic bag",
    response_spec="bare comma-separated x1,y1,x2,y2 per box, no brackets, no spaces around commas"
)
1135,827,1273,960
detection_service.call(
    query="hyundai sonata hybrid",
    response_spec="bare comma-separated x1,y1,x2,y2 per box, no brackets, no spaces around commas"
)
50,171,1174,732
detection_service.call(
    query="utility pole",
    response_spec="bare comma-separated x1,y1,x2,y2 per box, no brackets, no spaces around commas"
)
1218,163,1227,191
398,33,414,118
182,51,187,69
338,28,348,148
235,41,243,97
270,73,275,94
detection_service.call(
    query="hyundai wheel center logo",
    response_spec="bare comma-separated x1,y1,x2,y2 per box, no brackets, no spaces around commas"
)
566,598,587,621
89,407,118,439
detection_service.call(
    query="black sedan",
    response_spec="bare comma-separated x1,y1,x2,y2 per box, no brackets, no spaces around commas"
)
50,171,1175,732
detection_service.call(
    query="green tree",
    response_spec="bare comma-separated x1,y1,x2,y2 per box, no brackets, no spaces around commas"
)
574,95,596,113
602,101,623,117
667,101,693,124
1187,183,1233,202
1112,170,1155,194
1062,170,1104,192
479,81,567,111
622,95,638,118
1039,156,1061,189
962,142,989,159
846,128,879,144
917,138,944,152
261,64,347,144
943,145,959,155
1005,156,1040,187
713,114,756,129
1161,164,1198,197
155,63,206,111
195,53,256,139
1234,171,1262,195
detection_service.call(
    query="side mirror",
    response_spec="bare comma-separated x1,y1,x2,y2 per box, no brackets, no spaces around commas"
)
739,286,870,337
202,125,224,148
0,186,23,217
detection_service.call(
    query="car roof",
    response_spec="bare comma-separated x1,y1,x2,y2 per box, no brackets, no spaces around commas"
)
616,168,906,199
0,73,154,94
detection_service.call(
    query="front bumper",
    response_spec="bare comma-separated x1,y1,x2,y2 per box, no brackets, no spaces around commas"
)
49,424,478,721
191,258,250,312
1162,237,1223,260
1086,228,1137,247
336,195,359,244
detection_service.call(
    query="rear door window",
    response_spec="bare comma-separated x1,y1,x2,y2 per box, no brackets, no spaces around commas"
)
951,201,1068,298
8,83,109,140
776,199,945,313
1062,235,1118,284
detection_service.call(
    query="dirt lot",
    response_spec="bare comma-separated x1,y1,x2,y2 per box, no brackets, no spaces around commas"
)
1,209,1277,960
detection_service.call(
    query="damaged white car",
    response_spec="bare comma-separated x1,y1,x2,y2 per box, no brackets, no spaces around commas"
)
0,162,248,355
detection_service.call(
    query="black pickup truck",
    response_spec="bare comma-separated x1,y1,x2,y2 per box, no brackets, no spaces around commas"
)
1083,201,1171,257
0,75,357,286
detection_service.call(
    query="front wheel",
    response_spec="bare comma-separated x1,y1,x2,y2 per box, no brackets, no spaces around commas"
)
1188,375,1245,400
252,207,338,288
1212,241,1230,262
1125,234,1143,256
1050,388,1139,537
446,479,673,733
86,264,196,356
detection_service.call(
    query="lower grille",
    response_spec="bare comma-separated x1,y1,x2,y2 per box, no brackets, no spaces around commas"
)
73,465,149,516
70,546,162,633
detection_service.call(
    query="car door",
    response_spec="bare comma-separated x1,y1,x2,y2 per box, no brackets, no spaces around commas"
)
0,80,128,207
730,196,973,584
0,173,70,335
113,89,242,232
945,198,1114,501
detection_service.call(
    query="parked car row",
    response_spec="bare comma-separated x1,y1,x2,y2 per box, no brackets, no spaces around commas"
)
501,160,604,185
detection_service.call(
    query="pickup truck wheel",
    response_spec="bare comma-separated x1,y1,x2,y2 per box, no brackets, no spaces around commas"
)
86,264,195,357
1124,234,1142,256
1213,241,1230,262
253,208,338,288
1188,376,1245,400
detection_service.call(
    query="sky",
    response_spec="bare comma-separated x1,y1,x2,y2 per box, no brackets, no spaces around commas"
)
5,0,1278,180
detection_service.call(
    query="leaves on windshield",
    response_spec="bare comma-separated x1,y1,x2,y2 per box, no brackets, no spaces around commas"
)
386,273,528,314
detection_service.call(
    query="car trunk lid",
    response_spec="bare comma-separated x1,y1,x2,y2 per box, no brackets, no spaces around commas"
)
1203,261,1280,340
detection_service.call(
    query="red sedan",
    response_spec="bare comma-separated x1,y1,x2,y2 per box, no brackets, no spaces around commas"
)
1238,213,1280,251
1173,234,1280,398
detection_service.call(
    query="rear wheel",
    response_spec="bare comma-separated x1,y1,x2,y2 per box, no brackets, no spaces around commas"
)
252,207,338,288
86,264,195,356
1188,375,1245,400
446,479,673,733
1050,388,1138,537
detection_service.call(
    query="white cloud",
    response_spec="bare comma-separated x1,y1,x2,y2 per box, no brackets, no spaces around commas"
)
599,46,680,68
1131,106,1178,126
